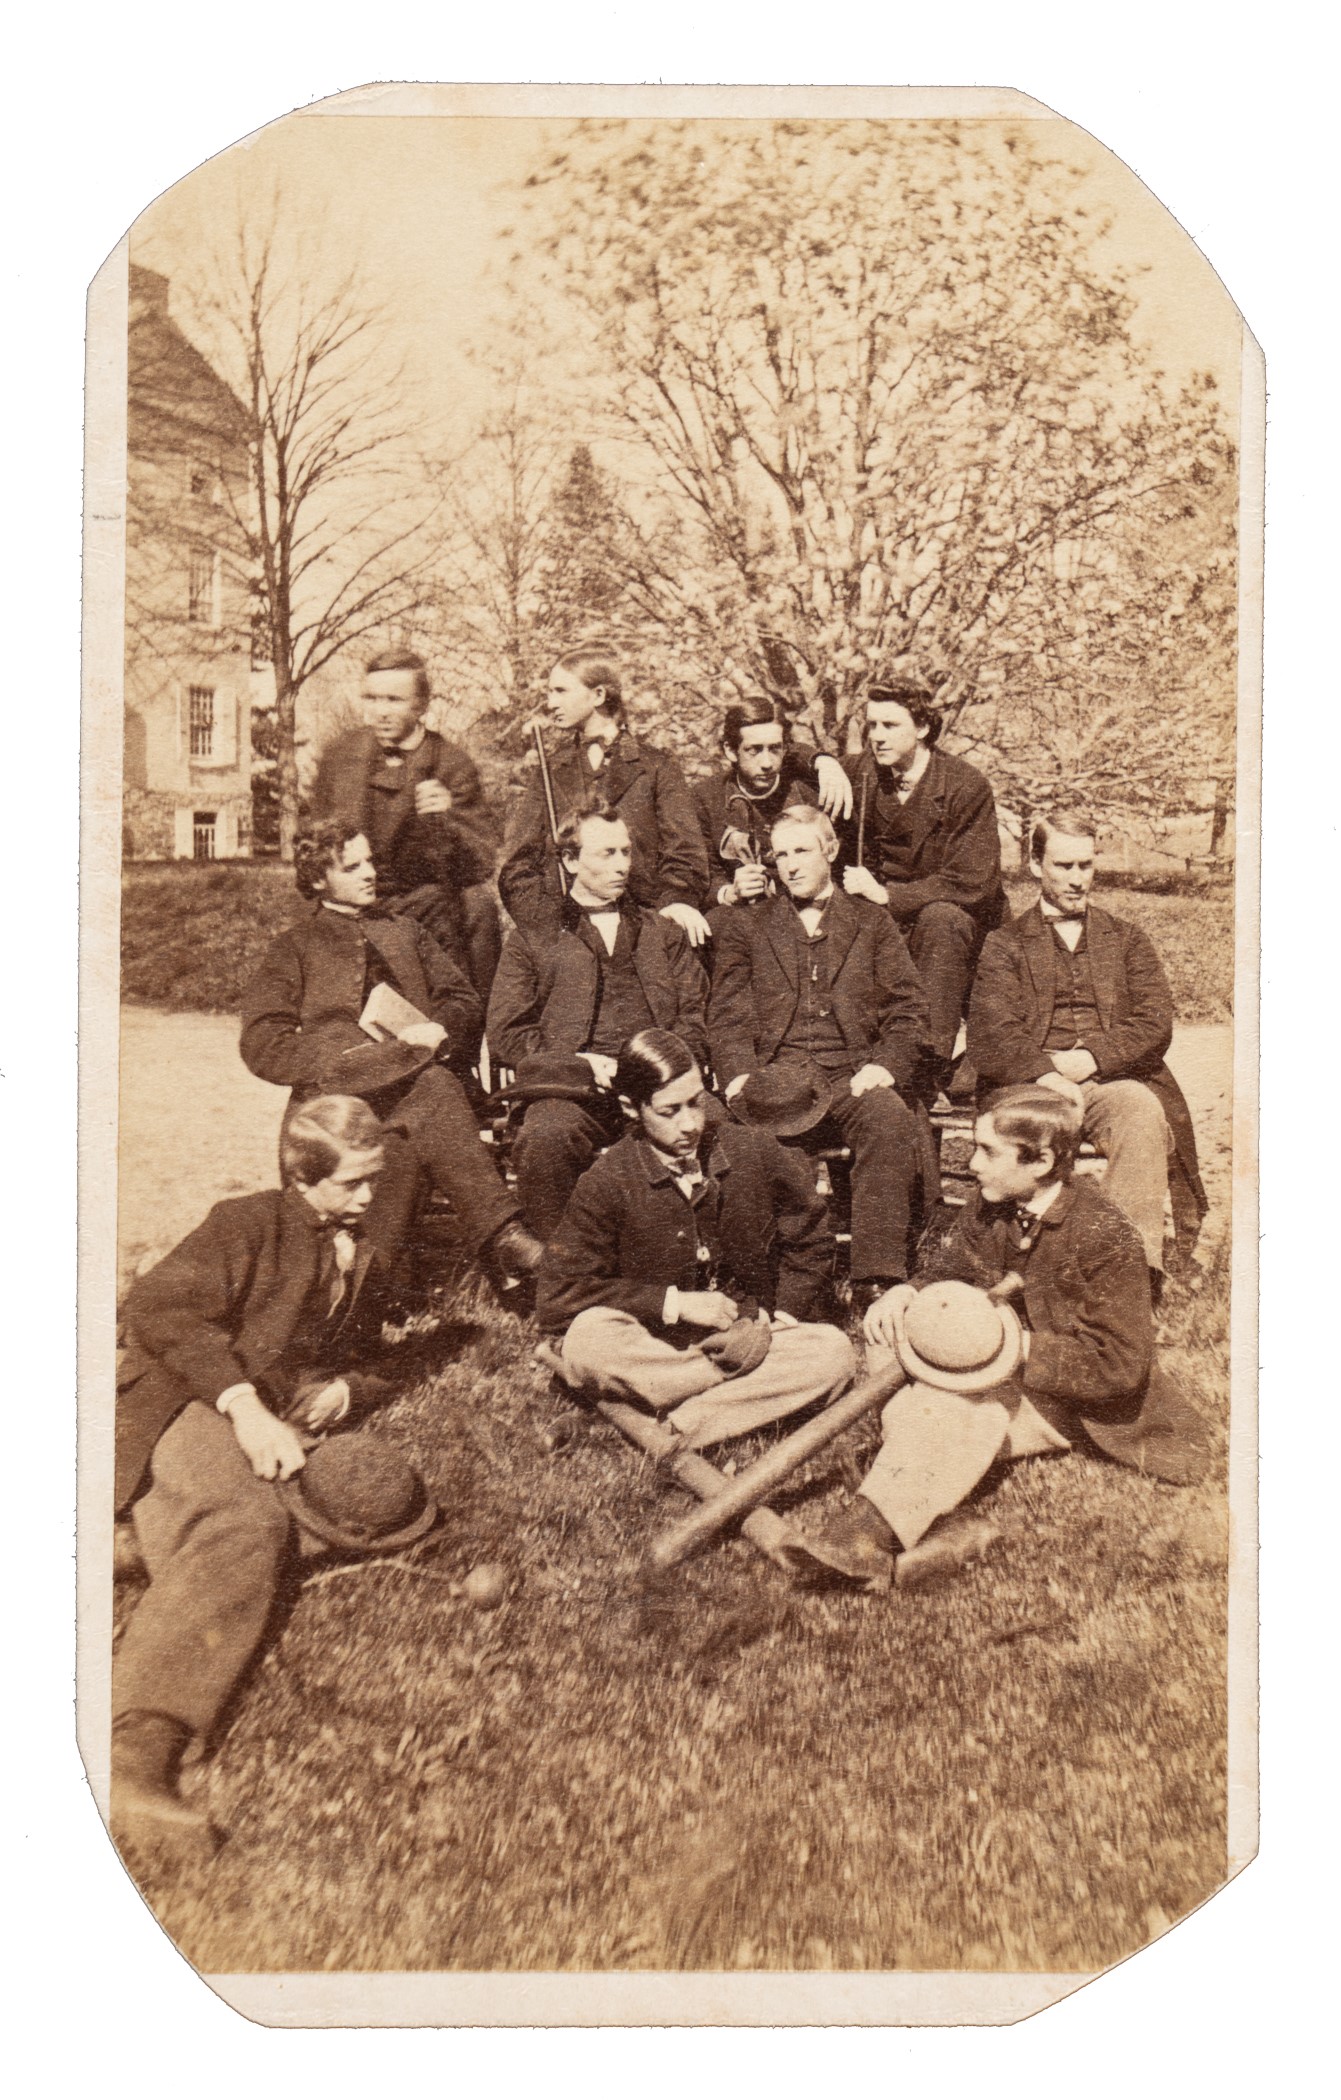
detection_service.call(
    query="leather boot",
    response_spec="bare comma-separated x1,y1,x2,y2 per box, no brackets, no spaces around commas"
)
484,1218,545,1279
780,1495,897,1593
894,1511,1002,1589
111,1711,218,1863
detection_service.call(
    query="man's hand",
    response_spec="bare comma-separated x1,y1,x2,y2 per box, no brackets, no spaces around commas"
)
1048,1048,1098,1084
413,779,453,816
224,1390,308,1480
660,902,713,947
676,1289,739,1331
291,1379,351,1432
863,1280,918,1353
578,1051,618,1090
814,755,854,821
850,1063,895,1097
700,1316,773,1376
730,861,771,901
842,865,889,906
401,1020,448,1054
721,826,753,864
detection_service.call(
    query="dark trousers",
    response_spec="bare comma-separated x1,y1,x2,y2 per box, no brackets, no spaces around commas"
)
790,1069,923,1283
902,902,987,1064
513,1095,627,1240
374,1065,515,1254
385,883,502,1046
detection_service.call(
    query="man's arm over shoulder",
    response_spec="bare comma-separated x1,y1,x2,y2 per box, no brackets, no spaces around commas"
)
967,926,1055,1086
706,906,763,1087
536,1154,668,1335
659,917,710,1066
882,758,1005,920
650,747,712,910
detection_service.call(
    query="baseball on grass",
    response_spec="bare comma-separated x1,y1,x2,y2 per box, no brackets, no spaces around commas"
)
463,1563,508,1610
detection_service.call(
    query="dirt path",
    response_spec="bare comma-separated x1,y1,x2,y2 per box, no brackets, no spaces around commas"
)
117,1006,1236,1292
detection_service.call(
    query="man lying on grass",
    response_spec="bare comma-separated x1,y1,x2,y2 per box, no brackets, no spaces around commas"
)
781,1083,1209,1594
112,1097,438,1866
535,1028,856,1445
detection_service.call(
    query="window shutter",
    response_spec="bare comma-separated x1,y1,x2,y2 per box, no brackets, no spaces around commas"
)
175,688,186,763
214,687,237,767
172,808,193,859
218,807,239,858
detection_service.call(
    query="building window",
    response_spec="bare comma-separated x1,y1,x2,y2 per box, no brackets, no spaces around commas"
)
192,812,217,861
188,685,215,759
188,546,218,624
250,609,270,672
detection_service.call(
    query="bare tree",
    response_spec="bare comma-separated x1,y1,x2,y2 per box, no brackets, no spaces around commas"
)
169,194,438,858
515,119,1238,830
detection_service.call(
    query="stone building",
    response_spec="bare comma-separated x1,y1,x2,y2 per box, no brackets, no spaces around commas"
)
123,264,255,860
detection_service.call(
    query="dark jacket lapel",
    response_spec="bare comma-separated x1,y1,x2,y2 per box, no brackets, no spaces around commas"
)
1016,904,1058,1027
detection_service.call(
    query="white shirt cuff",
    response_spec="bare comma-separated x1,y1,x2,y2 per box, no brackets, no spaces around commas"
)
217,1382,260,1417
663,1286,681,1326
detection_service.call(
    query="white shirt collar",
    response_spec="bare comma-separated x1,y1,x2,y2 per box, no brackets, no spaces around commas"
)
1022,1180,1064,1220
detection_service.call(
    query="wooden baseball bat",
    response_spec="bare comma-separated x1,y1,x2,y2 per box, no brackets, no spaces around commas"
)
646,1357,908,1572
594,1398,796,1567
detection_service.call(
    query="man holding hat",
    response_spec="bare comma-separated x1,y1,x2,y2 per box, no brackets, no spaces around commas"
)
241,819,542,1283
486,806,709,1239
537,1030,855,1443
838,676,1007,1081
112,1096,440,1862
708,802,933,1307
781,1082,1208,1592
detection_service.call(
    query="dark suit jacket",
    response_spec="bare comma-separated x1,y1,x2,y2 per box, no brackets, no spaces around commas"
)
707,887,930,1093
967,901,1207,1241
536,1122,834,1336
486,899,708,1071
691,751,822,904
311,727,497,900
116,1177,417,1511
914,1178,1207,1484
498,730,708,933
240,904,482,1092
839,746,1007,928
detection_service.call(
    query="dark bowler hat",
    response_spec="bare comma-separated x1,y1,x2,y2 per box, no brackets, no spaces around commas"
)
728,1066,829,1140
487,1054,605,1111
278,1433,439,1555
319,1038,436,1096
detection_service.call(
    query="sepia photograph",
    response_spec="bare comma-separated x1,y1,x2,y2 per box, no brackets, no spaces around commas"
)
78,81,1260,2028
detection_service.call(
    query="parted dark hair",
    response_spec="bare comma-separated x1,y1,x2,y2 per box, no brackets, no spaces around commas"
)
722,694,787,752
555,800,627,861
866,676,943,747
364,646,430,702
555,647,624,714
980,1085,1084,1181
293,818,367,898
1029,806,1099,862
281,1096,386,1186
615,1029,698,1110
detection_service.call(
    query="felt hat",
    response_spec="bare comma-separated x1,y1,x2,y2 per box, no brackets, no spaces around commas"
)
487,1054,605,1111
320,1038,435,1096
895,1280,1024,1395
728,1066,829,1140
278,1433,438,1555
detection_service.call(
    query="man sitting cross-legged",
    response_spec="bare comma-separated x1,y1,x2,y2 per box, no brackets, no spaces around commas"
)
241,820,542,1283
780,1083,1209,1594
486,805,709,1241
968,805,1208,1280
707,802,934,1311
112,1097,439,1860
536,1030,856,1448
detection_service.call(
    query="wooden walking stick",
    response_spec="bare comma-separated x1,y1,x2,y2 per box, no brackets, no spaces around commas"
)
532,721,568,898
645,1357,907,1573
855,765,869,870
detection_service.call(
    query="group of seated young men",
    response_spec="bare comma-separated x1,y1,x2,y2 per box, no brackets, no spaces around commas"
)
111,643,1210,1861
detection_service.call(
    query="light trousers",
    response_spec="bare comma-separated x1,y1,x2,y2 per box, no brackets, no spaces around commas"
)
1079,1077,1174,1270
561,1307,856,1449
857,1342,1071,1548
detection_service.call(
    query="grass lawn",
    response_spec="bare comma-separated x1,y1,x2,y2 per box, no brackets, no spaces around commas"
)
121,860,1235,1025
120,1248,1229,1977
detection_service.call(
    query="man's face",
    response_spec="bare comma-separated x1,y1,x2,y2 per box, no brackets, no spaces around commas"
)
563,816,632,905
546,665,605,734
772,820,836,903
318,833,378,910
296,1145,385,1225
969,1117,1051,1207
865,699,927,773
1031,830,1096,915
732,722,786,794
362,669,429,751
637,1063,708,1163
